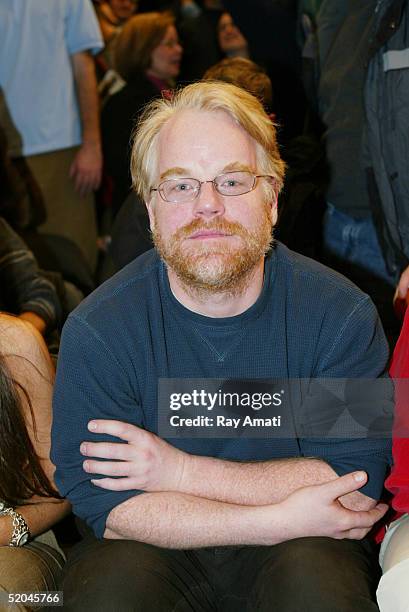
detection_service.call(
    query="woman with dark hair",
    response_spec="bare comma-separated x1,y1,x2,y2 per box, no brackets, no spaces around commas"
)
101,11,183,216
0,314,70,599
217,12,249,60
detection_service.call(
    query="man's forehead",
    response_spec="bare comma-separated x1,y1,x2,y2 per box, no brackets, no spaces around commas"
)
156,108,257,171
158,108,249,142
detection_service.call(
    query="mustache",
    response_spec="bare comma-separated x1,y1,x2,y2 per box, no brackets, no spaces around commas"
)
172,218,253,240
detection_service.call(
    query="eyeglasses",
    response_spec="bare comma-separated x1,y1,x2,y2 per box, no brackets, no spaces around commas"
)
150,171,273,203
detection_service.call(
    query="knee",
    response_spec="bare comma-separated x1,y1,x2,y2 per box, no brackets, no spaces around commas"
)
377,558,409,612
251,538,379,612
0,546,51,593
60,539,190,612
267,537,338,582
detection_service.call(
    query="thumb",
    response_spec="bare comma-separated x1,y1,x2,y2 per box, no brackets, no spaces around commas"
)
320,471,367,500
397,283,407,300
69,158,77,179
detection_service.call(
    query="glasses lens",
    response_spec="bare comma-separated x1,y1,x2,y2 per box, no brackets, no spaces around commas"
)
215,172,255,196
161,178,200,202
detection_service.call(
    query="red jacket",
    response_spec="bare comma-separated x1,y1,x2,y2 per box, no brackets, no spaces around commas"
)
386,309,409,511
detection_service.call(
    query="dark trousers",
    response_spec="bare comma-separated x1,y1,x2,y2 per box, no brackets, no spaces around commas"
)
58,533,381,612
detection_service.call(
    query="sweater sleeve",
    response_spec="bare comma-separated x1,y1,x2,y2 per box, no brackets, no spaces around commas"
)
51,314,144,538
0,218,61,332
300,295,393,501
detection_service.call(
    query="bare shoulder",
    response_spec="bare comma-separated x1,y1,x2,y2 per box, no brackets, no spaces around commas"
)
0,313,53,382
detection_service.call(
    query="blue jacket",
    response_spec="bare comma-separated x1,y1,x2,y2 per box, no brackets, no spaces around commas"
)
364,0,409,277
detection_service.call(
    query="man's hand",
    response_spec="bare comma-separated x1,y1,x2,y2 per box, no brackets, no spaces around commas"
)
70,51,102,196
19,312,47,335
69,142,102,197
103,470,388,547
276,471,388,542
395,265,409,301
80,421,380,515
393,265,409,319
81,420,187,491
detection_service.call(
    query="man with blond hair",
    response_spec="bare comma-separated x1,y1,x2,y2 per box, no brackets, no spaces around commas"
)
52,82,390,611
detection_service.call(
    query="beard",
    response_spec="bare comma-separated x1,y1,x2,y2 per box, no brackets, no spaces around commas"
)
152,207,273,295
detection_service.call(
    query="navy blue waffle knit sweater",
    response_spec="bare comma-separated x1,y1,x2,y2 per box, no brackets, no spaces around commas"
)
52,243,392,538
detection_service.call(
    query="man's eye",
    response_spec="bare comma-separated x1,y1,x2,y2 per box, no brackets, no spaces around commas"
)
222,179,241,188
174,182,192,192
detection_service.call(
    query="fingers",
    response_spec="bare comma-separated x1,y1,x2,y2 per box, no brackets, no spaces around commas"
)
81,422,153,477
91,477,136,491
319,472,388,537
76,177,91,197
81,422,156,482
69,162,101,196
347,502,389,530
82,168,101,193
342,527,370,540
396,266,409,299
69,160,76,180
69,162,90,197
320,471,368,501
83,458,131,476
74,170,96,197
337,502,388,540
80,441,132,460
87,419,148,442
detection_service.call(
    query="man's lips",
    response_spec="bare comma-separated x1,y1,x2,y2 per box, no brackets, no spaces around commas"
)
189,230,232,239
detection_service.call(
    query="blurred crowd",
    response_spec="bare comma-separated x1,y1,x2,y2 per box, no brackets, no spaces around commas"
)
0,0,320,347
1,0,407,349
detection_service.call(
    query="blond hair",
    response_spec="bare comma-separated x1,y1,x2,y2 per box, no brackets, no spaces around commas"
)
131,81,285,202
114,12,175,80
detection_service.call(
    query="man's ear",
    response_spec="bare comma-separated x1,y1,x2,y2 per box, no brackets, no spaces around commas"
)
268,193,278,226
146,198,156,231
271,196,278,226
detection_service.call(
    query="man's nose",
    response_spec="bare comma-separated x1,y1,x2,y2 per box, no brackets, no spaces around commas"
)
192,181,225,218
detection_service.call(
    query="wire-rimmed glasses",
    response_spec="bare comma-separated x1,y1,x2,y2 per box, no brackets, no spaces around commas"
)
150,171,274,203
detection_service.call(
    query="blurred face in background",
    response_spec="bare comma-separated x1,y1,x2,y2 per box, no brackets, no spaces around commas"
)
149,25,183,82
218,12,248,57
108,0,138,22
204,0,224,9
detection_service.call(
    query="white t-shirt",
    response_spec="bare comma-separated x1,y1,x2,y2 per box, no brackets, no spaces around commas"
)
0,0,103,156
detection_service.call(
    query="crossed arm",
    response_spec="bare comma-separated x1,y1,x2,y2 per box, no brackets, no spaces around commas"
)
81,420,387,548
0,218,61,335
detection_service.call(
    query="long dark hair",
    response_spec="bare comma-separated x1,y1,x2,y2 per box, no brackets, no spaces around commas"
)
0,353,61,505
